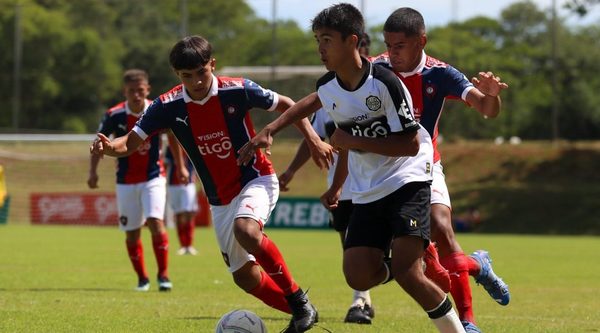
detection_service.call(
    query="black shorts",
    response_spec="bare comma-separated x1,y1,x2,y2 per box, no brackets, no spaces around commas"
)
344,182,431,252
329,200,353,232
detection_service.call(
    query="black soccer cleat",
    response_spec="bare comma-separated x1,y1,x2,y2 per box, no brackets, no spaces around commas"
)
344,305,372,324
285,288,318,332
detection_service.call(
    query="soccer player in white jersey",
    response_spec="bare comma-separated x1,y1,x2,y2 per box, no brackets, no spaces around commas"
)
90,36,334,333
238,4,463,332
88,69,171,292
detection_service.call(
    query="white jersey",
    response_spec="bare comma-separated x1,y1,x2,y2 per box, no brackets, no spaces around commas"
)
316,58,433,204
310,108,352,201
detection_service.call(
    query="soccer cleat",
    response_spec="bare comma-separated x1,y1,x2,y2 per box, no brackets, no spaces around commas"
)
157,276,172,292
344,305,372,324
364,303,375,318
176,247,187,255
423,242,451,293
135,278,150,292
470,250,510,305
284,288,318,332
186,246,198,255
462,320,482,333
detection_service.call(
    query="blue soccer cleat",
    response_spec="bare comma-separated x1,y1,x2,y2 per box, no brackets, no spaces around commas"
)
470,250,510,305
462,321,482,333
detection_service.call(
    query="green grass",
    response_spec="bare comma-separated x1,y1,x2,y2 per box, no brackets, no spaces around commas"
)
1,225,599,332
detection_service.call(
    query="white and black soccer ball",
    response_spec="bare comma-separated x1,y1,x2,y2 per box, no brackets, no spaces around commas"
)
215,309,267,333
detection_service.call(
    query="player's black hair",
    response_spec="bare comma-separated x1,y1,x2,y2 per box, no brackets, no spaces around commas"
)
169,35,213,70
311,3,364,43
383,7,426,36
123,69,149,84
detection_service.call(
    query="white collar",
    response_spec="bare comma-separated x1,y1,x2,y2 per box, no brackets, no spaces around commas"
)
182,74,218,105
125,99,150,118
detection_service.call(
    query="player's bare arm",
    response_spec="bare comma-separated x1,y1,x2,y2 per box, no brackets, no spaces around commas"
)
279,139,311,192
330,128,419,157
320,148,348,210
167,131,190,183
468,71,509,118
87,153,101,189
237,92,334,169
90,131,144,158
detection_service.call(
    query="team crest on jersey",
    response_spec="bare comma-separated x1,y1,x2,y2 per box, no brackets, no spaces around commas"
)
226,106,236,115
425,83,437,97
365,95,382,111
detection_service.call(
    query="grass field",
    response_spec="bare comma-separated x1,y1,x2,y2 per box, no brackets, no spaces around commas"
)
1,225,599,332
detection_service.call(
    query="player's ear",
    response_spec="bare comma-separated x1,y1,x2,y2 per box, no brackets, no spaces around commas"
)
420,34,427,48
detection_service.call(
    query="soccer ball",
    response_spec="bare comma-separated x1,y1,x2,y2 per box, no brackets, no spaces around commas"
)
215,309,267,333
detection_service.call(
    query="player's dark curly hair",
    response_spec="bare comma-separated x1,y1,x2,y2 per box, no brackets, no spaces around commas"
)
311,3,364,43
169,35,213,70
383,7,426,36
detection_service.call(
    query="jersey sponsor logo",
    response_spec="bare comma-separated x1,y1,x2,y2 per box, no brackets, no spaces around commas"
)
351,114,369,122
197,131,233,159
349,120,390,138
365,95,382,111
175,116,189,126
136,140,152,155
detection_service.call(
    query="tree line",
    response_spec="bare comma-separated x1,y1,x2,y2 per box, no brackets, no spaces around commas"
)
1,0,599,140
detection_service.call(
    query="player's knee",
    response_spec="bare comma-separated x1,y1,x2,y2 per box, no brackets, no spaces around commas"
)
233,218,261,249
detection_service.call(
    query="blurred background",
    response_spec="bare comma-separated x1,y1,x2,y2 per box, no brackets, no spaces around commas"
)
1,0,599,233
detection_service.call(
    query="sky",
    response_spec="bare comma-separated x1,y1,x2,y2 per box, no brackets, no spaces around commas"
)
246,0,600,30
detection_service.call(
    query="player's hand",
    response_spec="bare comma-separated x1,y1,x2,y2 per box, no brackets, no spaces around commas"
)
90,133,112,157
320,187,341,210
87,173,99,189
472,71,508,97
307,140,336,170
176,165,190,183
278,169,295,192
237,129,273,166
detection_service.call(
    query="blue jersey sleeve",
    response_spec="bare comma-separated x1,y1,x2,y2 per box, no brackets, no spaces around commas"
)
243,79,278,111
135,98,170,139
442,65,473,99
97,112,115,136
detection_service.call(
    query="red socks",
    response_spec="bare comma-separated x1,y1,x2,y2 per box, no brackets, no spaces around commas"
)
252,235,299,295
249,269,292,314
152,232,169,278
423,242,451,293
126,238,148,280
439,252,475,323
176,221,194,247
466,255,480,277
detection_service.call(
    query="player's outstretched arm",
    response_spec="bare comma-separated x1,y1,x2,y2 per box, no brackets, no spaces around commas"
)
468,71,509,119
87,153,101,189
90,131,144,158
320,149,348,210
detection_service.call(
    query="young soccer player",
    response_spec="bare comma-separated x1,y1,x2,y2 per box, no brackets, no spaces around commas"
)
164,141,199,255
87,69,171,292
238,4,464,332
90,35,333,333
372,8,511,332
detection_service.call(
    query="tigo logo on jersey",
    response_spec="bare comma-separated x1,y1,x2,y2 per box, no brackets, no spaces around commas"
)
350,120,389,138
197,131,233,159
136,141,152,155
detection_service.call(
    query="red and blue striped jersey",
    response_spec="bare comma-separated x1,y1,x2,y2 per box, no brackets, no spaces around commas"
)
372,51,474,162
133,75,277,206
97,100,165,184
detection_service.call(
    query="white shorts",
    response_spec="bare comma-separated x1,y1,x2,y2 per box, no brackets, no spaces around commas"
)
431,161,452,209
211,174,279,273
168,183,198,214
116,176,166,232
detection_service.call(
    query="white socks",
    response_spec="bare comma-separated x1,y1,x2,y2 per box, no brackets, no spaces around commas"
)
426,296,464,333
351,290,371,307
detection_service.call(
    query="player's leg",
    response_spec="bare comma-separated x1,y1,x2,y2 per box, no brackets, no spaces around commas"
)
331,200,373,324
116,183,149,291
142,177,171,291
173,183,199,255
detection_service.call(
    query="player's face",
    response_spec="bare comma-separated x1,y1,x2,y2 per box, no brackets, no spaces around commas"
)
123,80,150,113
175,59,216,100
314,28,358,72
383,31,426,73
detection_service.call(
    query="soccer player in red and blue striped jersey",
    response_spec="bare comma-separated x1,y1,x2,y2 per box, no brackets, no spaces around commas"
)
90,36,333,333
88,69,171,292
